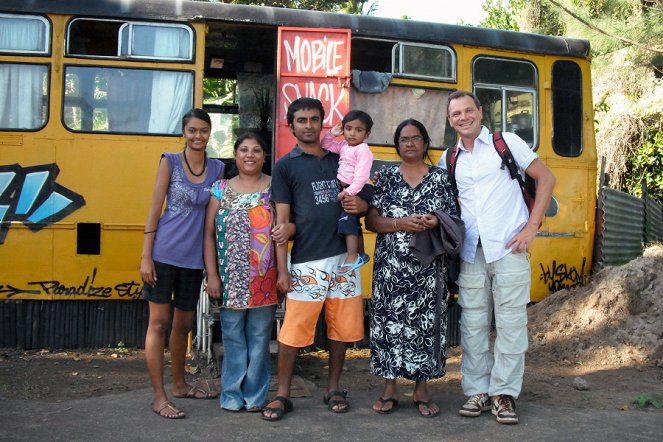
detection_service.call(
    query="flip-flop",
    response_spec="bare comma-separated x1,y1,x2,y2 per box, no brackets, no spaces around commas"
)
374,397,399,414
261,396,293,422
413,399,440,418
153,401,185,419
338,253,370,275
323,389,350,413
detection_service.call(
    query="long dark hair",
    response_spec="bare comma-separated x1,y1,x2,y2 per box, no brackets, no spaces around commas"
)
181,108,211,132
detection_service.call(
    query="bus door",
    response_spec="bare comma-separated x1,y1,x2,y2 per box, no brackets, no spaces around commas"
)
275,27,351,159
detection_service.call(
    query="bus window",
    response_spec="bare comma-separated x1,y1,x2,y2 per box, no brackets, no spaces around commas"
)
0,63,49,130
63,66,193,134
204,78,239,159
0,13,50,54
393,42,455,82
119,23,193,60
552,60,582,157
351,86,453,149
67,19,193,61
473,57,538,149
351,38,393,72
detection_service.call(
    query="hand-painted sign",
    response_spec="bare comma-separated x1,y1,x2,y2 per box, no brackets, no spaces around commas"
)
275,27,351,159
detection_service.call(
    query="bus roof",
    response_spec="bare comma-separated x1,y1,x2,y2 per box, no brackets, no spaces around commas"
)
0,0,590,59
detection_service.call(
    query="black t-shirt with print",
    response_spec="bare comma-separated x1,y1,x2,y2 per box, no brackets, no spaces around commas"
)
271,146,346,264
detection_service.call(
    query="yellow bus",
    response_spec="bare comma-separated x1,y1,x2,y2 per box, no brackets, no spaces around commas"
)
0,0,595,347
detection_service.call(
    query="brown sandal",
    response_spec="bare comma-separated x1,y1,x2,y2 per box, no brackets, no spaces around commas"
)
172,380,219,399
413,399,440,418
153,401,185,419
374,397,399,414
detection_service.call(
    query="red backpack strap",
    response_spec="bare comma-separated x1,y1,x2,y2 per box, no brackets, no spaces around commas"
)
492,131,518,180
492,131,540,225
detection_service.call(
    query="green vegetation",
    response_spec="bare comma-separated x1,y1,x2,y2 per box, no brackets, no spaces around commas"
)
633,393,662,409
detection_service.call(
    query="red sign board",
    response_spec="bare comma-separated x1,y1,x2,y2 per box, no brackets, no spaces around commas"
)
275,27,351,159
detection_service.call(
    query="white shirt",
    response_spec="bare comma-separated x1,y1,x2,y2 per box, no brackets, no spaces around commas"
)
438,126,537,264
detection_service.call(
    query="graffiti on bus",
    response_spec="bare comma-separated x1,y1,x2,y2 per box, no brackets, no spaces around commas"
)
539,257,587,292
0,268,143,299
0,163,85,244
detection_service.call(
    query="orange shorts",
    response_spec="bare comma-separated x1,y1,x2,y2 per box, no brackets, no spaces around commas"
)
278,253,364,348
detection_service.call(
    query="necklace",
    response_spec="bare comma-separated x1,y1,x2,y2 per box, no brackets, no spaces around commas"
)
183,146,207,177
234,173,264,194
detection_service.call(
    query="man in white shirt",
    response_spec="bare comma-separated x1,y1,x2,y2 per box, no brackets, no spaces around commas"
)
438,91,555,424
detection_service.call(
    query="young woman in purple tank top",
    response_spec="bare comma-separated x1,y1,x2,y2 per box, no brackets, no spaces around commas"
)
140,108,223,419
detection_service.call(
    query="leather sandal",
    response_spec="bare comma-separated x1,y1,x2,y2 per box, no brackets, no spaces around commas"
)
261,396,293,422
323,389,350,413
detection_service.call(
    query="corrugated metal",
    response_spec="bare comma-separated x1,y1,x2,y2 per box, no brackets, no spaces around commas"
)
645,196,663,243
599,187,645,266
0,300,149,349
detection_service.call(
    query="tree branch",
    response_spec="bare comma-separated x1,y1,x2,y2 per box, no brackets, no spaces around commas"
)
546,0,663,54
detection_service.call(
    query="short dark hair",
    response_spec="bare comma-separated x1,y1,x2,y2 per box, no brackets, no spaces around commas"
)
342,109,373,131
234,131,267,153
446,90,482,116
286,97,325,125
181,108,211,132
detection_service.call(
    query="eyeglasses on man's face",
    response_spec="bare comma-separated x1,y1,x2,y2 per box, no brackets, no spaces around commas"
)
398,135,424,145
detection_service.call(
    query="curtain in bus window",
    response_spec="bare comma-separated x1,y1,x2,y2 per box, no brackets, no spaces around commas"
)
0,17,45,52
351,86,451,148
0,64,46,129
106,69,152,132
126,26,190,59
148,71,193,134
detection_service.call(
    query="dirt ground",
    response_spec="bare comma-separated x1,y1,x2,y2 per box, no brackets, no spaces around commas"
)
1,246,662,413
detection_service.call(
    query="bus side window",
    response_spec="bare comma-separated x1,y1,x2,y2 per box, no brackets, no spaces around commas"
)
63,66,193,134
0,14,50,130
0,13,50,54
473,56,538,149
67,19,193,61
552,61,582,157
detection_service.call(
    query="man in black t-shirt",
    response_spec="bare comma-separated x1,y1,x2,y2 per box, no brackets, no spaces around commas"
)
262,98,369,421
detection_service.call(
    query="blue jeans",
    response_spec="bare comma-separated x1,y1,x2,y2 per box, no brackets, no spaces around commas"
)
219,305,276,410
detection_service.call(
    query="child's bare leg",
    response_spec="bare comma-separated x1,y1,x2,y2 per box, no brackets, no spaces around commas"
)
338,234,359,273
345,234,359,264
358,231,366,256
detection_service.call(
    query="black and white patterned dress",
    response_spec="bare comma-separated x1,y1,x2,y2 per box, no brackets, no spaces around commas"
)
370,165,458,381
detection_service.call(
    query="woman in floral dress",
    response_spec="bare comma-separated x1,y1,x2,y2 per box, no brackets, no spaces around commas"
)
365,119,458,417
204,132,292,412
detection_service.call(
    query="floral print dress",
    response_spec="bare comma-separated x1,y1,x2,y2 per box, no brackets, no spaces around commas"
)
370,165,458,380
211,180,277,308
